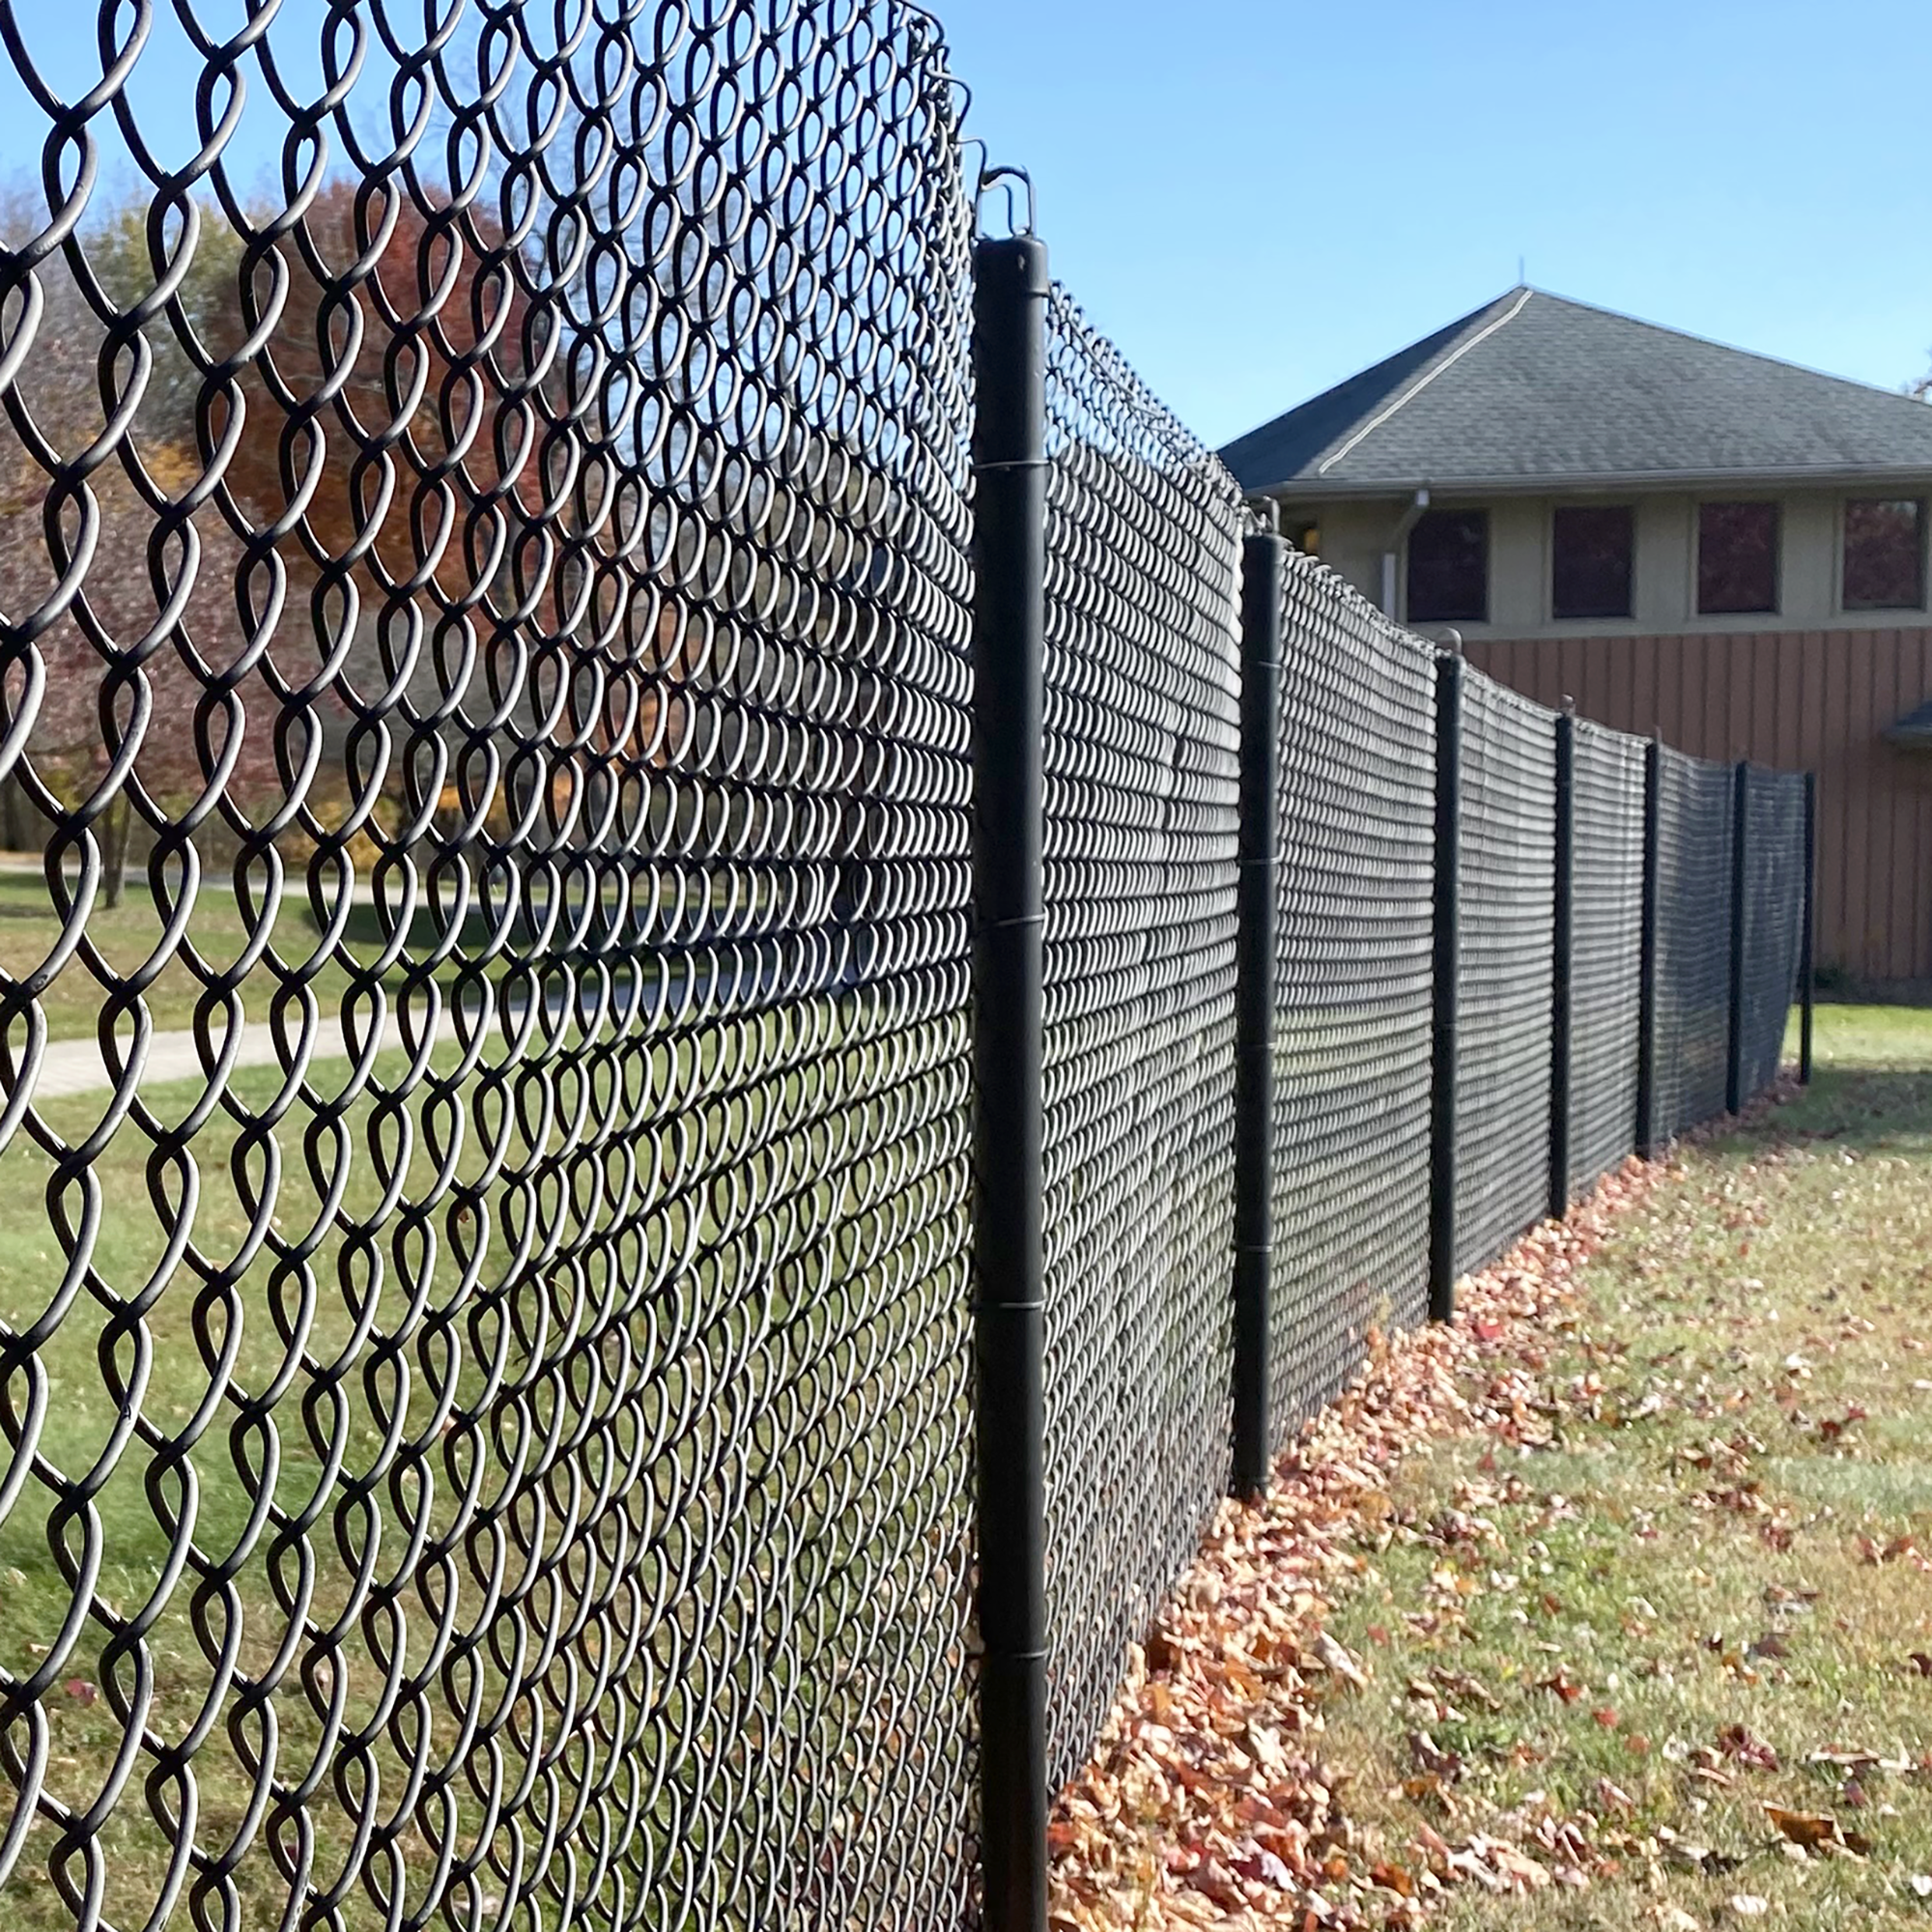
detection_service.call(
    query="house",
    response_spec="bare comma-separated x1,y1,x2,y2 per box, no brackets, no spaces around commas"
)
1220,288,1932,988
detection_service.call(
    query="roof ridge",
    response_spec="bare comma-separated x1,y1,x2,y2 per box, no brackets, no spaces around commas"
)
1315,288,1535,476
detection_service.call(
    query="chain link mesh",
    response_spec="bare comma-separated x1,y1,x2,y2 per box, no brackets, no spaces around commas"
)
1654,751,1737,1141
1037,286,1243,1794
1454,669,1556,1277
1567,721,1645,1196
0,5,980,1925
1737,767,1806,1102
1267,552,1434,1448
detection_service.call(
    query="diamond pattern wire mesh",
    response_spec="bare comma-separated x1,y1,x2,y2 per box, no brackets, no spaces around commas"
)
1654,752,1737,1141
1037,286,1243,1794
1737,768,1806,1102
1454,669,1556,1278
0,5,980,1927
1267,553,1434,1450
1567,721,1644,1198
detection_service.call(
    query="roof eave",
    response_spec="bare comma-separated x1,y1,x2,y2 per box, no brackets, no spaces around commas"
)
1254,462,1932,502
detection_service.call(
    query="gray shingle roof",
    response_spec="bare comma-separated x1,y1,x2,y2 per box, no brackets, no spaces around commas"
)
1219,289,1932,496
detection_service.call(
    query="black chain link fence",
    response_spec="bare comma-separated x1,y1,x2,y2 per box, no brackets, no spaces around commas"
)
1566,722,1646,1197
1267,552,1434,1445
0,4,980,1926
1655,752,1739,1140
1037,286,1244,1792
1454,671,1557,1278
1738,766,1809,1104
0,2,1816,1920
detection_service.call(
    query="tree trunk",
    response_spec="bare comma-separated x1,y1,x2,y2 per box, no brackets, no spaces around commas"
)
0,773,27,853
101,791,133,910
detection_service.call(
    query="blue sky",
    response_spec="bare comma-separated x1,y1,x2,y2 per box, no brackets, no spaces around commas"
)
941,0,1932,445
4,0,1926,454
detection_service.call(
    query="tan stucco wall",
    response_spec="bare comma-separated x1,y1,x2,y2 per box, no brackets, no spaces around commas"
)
1280,486,1931,640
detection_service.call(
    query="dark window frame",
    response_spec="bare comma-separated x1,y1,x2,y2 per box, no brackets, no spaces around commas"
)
1549,502,1635,621
1405,506,1490,625
1841,496,1927,612
1696,499,1781,617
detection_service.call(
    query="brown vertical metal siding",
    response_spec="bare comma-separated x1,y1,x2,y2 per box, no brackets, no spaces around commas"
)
1463,628,1932,985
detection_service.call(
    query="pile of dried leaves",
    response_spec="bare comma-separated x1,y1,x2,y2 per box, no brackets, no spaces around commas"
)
1047,1159,1662,1930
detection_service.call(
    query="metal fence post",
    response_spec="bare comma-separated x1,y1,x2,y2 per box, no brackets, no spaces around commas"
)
1726,760,1750,1114
1548,709,1575,1221
1800,771,1817,1084
1233,530,1284,1498
971,231,1050,1932
1428,651,1463,1321
1635,736,1662,1159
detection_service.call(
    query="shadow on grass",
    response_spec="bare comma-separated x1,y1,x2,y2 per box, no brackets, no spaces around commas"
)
1729,1065,1932,1153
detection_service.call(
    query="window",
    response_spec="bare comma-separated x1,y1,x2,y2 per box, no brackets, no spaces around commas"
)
1697,501,1779,614
1406,508,1488,623
1551,504,1634,620
1842,497,1925,611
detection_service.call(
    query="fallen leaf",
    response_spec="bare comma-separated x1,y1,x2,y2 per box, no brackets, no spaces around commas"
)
1764,1804,1841,1852
1369,1861,1415,1897
1184,1856,1248,1911
1537,1666,1586,1704
1230,1842,1297,1890
1717,1723,1779,1771
1431,1664,1501,1710
1312,1629,1368,1690
63,1679,96,1706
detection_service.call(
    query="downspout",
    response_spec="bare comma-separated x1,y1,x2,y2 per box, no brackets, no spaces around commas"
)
1380,487,1430,617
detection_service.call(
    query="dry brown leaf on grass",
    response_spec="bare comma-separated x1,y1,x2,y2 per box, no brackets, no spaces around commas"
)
1762,1793,1862,1855
1716,1722,1779,1771
1311,1631,1367,1690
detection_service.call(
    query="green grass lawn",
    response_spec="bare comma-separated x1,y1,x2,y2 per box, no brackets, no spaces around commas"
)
0,867,364,1041
0,865,674,1044
1317,1002,1932,1928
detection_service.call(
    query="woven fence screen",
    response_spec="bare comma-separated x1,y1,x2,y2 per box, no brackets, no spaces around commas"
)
1738,769,1808,1101
0,8,981,1927
1655,753,1738,1140
1568,723,1646,1196
1266,554,1435,1450
1454,671,1558,1277
1037,288,1245,1791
